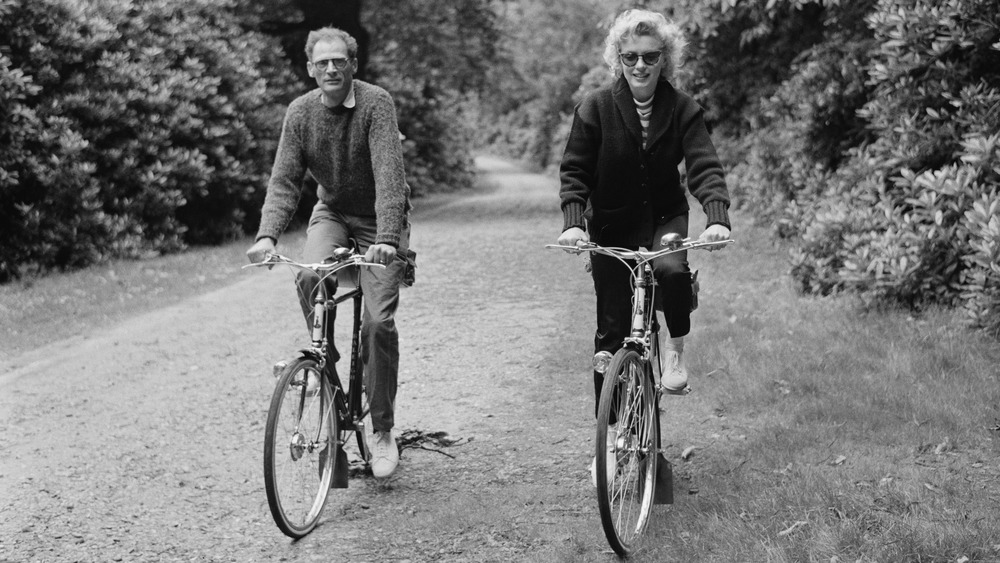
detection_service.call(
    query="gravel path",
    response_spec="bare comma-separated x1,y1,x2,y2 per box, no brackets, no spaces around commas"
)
1,156,638,562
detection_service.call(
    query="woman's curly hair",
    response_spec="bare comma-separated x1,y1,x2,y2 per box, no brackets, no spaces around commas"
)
602,9,686,83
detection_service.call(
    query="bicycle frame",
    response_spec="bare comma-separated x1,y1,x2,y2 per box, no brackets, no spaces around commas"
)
625,260,657,355
547,237,733,392
310,276,365,433
246,250,386,537
245,251,385,445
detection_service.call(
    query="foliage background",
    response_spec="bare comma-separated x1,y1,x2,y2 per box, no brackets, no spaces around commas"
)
0,0,501,281
478,0,999,336
0,0,296,281
1,0,998,335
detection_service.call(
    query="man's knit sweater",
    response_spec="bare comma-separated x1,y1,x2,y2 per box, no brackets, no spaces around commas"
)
256,80,410,247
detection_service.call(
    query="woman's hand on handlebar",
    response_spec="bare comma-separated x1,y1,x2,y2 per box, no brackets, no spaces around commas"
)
247,237,277,263
697,224,731,251
557,227,590,248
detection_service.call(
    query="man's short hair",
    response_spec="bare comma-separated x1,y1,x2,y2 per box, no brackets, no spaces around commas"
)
304,27,359,60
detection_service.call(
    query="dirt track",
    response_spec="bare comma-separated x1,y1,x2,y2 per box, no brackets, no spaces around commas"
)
1,156,730,562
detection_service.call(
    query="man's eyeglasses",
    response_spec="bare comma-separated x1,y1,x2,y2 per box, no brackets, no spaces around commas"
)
619,51,662,67
311,58,350,72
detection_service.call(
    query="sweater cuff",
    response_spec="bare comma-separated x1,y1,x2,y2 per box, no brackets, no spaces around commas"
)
375,234,400,248
562,202,587,232
255,231,279,244
704,200,731,230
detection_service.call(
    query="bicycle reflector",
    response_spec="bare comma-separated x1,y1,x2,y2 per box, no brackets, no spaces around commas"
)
593,351,613,374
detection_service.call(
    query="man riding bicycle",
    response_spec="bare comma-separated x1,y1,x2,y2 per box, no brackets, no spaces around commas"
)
246,26,411,479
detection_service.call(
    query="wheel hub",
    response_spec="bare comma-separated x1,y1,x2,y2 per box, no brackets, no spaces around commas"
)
288,432,307,461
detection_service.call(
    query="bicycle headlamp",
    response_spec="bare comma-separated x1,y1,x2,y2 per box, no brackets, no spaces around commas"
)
592,351,613,374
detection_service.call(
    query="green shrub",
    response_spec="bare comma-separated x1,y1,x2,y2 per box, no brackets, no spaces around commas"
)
0,0,296,281
0,0,127,279
362,0,502,194
781,0,1000,331
378,75,476,197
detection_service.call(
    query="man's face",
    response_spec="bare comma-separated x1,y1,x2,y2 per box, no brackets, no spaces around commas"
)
308,38,357,106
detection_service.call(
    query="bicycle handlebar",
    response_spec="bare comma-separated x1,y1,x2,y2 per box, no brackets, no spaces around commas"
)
545,237,734,263
242,251,387,274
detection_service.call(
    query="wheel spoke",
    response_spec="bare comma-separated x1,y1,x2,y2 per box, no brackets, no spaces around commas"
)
264,359,336,538
597,349,659,555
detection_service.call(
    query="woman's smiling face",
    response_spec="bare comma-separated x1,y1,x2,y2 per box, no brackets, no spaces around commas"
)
619,34,664,102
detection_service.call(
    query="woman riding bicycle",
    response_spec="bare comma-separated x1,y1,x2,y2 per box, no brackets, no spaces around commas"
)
555,8,733,476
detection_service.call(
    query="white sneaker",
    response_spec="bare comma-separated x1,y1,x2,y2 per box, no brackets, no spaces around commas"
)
661,350,689,391
590,425,617,487
371,430,399,478
660,337,688,392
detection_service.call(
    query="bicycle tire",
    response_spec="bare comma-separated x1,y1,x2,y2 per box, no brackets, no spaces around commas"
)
263,356,337,538
595,348,659,556
346,294,372,465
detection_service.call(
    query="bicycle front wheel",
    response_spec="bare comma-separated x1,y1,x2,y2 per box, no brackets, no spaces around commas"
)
263,356,337,538
595,348,659,556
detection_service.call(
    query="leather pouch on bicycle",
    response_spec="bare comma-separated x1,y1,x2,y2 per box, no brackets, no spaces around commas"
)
654,454,674,505
401,248,417,288
330,444,349,489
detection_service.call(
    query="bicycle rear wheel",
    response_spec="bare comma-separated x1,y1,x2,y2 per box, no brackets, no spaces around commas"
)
263,356,337,538
595,348,659,556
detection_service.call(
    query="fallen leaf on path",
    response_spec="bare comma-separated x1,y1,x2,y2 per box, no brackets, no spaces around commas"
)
830,455,847,466
681,446,696,460
933,437,951,455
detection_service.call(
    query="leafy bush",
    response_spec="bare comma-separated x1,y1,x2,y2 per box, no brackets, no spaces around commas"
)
0,0,296,281
384,76,477,197
471,0,606,170
362,0,503,194
0,0,128,279
753,0,1000,332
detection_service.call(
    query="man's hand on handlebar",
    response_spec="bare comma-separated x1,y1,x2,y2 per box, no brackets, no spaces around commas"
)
557,227,590,248
247,237,276,263
365,243,397,266
697,224,731,251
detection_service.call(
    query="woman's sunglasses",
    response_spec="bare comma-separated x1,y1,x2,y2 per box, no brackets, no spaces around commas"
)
619,51,662,67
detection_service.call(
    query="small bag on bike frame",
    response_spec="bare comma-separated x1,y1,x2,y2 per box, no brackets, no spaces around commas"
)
401,248,417,288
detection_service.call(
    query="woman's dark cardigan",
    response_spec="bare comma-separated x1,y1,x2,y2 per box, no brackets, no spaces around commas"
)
559,76,731,247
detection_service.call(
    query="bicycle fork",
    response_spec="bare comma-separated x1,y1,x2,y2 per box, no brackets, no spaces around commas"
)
634,267,679,505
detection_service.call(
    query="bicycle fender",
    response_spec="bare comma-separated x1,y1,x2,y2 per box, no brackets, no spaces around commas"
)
295,348,325,364
654,454,674,505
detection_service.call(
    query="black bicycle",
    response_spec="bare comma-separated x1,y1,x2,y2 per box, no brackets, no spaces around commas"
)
244,248,383,538
547,234,733,556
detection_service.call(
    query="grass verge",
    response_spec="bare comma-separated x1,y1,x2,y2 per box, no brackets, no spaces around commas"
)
0,232,303,366
635,211,1000,562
